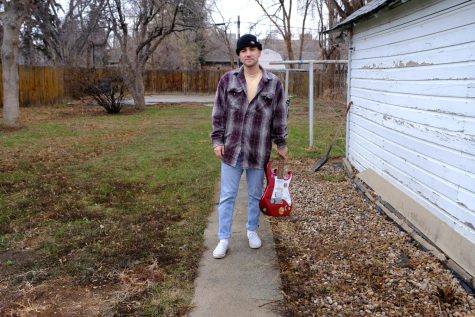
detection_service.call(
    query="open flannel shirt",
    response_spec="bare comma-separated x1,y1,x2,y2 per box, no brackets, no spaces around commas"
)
211,66,288,169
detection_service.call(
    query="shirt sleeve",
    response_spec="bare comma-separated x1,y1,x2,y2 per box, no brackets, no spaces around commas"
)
210,75,227,148
271,80,288,149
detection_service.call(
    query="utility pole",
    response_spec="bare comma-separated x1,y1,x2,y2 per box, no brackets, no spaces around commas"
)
237,15,241,67
237,15,240,39
92,44,95,67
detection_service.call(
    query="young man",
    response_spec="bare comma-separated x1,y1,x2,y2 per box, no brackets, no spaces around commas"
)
210,34,288,259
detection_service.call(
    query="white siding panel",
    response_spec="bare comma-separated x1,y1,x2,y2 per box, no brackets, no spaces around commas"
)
348,150,369,173
466,116,475,136
350,118,475,190
352,42,475,70
349,114,475,206
352,1,475,50
351,105,475,155
352,95,471,133
352,78,474,98
459,188,475,213
347,0,475,252
352,22,475,61
348,124,475,237
349,106,475,174
352,87,474,117
352,62,475,81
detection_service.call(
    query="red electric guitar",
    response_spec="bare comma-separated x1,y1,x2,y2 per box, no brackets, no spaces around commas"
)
259,160,293,217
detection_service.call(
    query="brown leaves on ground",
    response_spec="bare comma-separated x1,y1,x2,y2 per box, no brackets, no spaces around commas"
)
271,158,475,317
0,103,210,316
0,262,166,317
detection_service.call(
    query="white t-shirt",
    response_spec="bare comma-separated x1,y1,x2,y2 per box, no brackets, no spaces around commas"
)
245,70,263,103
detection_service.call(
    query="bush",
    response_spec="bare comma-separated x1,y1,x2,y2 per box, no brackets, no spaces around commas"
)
76,69,126,114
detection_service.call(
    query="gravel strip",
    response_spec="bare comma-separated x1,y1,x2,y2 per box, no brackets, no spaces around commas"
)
271,159,475,317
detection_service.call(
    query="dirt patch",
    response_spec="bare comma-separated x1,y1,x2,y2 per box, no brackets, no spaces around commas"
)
0,276,118,316
0,125,24,133
271,158,475,316
0,250,40,281
0,257,167,316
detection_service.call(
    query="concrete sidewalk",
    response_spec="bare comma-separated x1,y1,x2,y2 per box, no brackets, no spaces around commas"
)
124,94,215,106
189,176,283,316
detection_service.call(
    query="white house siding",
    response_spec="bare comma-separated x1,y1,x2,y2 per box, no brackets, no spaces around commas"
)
347,0,475,264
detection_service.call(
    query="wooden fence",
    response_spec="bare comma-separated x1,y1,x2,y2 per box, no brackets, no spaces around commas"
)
0,65,66,107
0,65,347,107
144,68,347,99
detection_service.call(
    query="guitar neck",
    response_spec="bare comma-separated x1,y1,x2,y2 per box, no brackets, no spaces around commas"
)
277,160,285,179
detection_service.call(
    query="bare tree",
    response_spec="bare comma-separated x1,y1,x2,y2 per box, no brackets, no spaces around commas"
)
27,0,112,66
254,0,314,67
316,0,334,60
254,0,295,64
315,0,367,96
150,30,203,70
297,0,312,61
1,0,25,127
1,0,58,127
327,0,366,20
108,0,206,109
208,1,236,69
317,0,367,59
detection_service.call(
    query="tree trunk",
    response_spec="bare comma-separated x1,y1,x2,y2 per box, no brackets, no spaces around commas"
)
298,0,311,65
132,71,146,109
121,63,146,110
1,8,22,127
284,35,295,68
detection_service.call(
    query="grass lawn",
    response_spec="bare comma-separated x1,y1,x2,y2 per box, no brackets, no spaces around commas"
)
0,97,346,316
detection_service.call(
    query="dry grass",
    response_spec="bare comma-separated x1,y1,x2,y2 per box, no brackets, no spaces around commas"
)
0,95,353,316
0,102,219,316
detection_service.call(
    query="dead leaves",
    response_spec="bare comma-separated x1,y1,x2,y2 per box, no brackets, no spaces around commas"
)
272,159,475,316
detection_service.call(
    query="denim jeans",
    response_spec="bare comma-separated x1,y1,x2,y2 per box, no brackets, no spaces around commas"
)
217,159,264,240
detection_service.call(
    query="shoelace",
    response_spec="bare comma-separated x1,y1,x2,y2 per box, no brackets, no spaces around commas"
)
248,232,258,239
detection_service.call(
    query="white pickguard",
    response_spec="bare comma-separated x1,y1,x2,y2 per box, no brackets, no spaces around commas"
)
271,178,292,205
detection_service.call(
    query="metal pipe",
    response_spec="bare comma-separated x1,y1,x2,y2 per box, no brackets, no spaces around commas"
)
278,69,307,72
309,62,314,147
270,60,348,65
268,59,349,149
285,68,289,100
346,46,354,160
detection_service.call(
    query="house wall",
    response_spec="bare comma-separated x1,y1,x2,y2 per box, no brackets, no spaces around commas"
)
347,0,475,275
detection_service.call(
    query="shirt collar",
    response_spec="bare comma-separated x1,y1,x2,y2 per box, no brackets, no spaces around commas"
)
233,65,273,83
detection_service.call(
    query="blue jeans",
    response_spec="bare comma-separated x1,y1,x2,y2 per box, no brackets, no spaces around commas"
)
218,159,264,240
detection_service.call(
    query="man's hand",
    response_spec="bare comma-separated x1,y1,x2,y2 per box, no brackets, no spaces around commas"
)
277,146,288,161
213,145,224,160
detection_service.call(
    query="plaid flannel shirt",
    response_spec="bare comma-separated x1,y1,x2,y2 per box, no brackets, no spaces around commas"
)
211,66,288,169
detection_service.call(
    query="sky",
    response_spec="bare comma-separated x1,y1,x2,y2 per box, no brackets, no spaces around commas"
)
209,0,321,40
55,0,321,40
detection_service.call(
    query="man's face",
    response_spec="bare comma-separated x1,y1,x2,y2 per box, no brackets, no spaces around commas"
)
239,47,261,68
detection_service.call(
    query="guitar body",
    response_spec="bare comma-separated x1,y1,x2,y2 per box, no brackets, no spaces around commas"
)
259,161,293,217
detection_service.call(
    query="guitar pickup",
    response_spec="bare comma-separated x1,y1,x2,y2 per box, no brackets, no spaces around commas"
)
271,198,283,204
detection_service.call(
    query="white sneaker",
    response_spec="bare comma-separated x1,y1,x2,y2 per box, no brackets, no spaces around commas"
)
213,239,229,259
247,230,262,249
